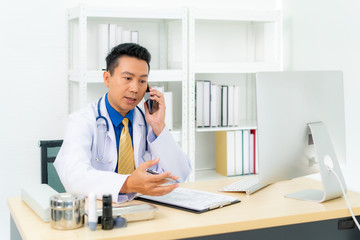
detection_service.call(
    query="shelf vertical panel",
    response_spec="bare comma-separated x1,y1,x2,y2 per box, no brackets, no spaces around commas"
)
181,8,189,158
79,4,88,108
67,15,72,114
188,9,196,182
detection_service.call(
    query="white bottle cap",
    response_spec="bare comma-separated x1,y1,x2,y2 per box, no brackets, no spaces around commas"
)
88,192,97,231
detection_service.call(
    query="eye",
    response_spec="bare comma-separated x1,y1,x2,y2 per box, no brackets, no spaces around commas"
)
140,79,147,84
124,77,131,81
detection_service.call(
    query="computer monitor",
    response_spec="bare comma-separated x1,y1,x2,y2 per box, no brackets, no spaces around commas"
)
255,71,347,202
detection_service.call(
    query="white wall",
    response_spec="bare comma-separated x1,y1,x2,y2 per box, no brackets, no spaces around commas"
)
282,0,360,191
0,1,68,239
2,0,359,239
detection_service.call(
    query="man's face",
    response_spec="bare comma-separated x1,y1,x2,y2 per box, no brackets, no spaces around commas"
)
104,56,149,116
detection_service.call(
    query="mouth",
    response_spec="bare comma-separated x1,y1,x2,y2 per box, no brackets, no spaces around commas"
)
124,96,137,104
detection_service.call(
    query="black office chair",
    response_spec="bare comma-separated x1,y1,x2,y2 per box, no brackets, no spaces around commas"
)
39,140,66,193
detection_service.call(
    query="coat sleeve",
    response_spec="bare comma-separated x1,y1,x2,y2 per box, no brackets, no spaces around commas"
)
54,108,135,202
147,126,192,182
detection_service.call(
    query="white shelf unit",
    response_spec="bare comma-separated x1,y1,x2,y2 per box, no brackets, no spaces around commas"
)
188,8,283,181
67,4,188,153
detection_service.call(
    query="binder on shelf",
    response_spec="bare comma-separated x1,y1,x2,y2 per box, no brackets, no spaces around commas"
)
210,84,218,127
235,130,243,175
221,85,228,127
109,24,117,51
228,85,234,126
217,85,222,127
234,85,240,126
98,24,109,70
203,81,211,127
116,26,123,45
196,81,204,127
136,187,240,214
249,133,254,174
216,131,235,176
122,30,131,43
243,130,250,175
131,31,139,44
251,129,257,174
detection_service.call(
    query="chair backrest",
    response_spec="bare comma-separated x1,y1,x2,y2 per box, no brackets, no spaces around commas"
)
39,140,65,193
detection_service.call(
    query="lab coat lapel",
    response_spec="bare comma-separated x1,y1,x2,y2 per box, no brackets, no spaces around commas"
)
133,107,145,167
99,94,117,164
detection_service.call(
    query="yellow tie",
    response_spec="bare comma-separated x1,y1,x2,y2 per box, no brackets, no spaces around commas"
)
117,118,135,174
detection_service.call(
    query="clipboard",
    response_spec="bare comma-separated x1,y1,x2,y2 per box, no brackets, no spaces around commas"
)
135,187,240,214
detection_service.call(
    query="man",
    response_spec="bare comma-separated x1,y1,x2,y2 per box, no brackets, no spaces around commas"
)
54,43,191,202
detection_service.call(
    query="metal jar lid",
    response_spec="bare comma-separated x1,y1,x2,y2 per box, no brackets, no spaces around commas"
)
50,193,85,209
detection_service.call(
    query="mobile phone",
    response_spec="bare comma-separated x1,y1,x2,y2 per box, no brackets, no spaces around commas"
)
144,84,154,114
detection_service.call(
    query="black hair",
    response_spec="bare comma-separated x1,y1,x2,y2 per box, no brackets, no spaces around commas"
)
106,43,151,75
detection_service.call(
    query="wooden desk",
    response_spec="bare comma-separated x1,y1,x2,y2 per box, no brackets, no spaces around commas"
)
8,177,360,240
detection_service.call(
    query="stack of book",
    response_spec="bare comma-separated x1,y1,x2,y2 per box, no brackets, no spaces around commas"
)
216,130,257,176
196,80,240,128
98,24,139,70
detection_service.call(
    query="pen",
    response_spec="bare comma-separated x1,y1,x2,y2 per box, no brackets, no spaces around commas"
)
146,169,178,184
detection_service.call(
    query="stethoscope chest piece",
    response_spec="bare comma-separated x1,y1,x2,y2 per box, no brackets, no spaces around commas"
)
142,151,151,162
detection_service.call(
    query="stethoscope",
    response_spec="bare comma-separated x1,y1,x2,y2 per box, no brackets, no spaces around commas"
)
95,97,149,162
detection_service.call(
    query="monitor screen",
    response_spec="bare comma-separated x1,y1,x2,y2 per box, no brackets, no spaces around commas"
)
255,71,346,197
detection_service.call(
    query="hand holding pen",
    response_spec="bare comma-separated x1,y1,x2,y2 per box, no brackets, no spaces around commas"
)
146,168,179,184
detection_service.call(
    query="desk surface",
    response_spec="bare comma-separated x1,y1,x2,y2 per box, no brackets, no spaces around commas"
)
8,177,360,240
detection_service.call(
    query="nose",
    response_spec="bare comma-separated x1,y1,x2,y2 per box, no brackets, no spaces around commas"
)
129,81,139,93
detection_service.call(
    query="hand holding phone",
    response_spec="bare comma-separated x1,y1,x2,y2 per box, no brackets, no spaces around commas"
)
143,85,166,136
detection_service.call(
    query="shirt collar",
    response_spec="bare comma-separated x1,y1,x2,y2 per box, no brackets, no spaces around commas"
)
105,93,134,128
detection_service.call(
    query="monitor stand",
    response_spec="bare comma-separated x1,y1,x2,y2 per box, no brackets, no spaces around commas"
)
285,122,346,202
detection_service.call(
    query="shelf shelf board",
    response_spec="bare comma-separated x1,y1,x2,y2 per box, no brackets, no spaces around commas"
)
69,69,184,83
194,62,281,74
192,9,281,22
196,120,257,132
68,5,185,20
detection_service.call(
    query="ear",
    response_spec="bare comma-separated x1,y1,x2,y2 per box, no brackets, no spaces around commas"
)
103,71,110,87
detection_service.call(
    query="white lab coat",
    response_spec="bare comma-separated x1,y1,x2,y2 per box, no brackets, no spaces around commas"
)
54,94,192,202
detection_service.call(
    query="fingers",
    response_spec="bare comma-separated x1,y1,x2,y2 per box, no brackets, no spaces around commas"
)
149,89,165,105
137,173,179,196
168,175,179,181
147,171,174,183
133,159,179,196
149,90,163,114
149,88,162,97
138,158,160,171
